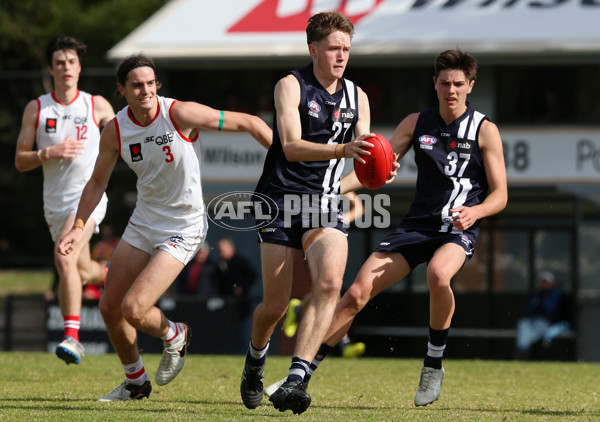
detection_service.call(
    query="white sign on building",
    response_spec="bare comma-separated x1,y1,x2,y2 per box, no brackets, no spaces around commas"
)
199,130,600,185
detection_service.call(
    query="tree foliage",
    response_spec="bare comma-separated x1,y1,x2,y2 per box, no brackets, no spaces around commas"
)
0,0,167,70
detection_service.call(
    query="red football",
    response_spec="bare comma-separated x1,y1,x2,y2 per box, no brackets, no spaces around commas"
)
353,134,394,189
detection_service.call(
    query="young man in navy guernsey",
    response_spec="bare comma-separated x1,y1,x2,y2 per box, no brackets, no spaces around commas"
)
239,12,378,414
306,50,508,406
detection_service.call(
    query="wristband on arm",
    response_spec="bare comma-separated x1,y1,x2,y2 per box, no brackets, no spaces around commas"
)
73,218,85,230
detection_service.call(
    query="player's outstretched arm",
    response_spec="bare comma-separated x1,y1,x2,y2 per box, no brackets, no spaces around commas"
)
219,110,272,150
171,101,272,149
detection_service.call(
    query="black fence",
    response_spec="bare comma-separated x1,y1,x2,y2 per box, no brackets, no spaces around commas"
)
0,292,577,361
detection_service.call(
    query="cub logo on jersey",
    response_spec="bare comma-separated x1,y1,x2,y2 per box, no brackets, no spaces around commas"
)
129,143,143,162
308,100,321,118
448,138,472,153
419,135,437,150
45,118,57,133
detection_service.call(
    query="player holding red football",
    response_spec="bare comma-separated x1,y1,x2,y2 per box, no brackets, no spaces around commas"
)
304,49,507,407
353,133,395,189
240,12,396,415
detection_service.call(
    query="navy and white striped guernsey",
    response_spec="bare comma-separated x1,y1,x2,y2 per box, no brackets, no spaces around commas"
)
254,63,359,227
400,104,489,236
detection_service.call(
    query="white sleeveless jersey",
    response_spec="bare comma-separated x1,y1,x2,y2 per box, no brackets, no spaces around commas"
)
115,96,205,231
36,90,108,215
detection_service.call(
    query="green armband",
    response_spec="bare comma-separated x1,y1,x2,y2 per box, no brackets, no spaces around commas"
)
218,110,224,131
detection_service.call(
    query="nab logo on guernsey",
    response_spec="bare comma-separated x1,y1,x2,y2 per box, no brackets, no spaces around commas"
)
46,118,57,133
207,191,278,232
419,135,437,150
227,0,386,33
333,108,354,123
449,139,472,152
129,143,143,162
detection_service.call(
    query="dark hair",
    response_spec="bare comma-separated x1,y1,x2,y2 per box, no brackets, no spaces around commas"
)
434,50,478,82
306,12,354,45
45,35,87,65
115,54,161,97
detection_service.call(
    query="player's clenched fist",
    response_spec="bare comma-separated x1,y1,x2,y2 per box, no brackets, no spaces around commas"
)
57,228,83,256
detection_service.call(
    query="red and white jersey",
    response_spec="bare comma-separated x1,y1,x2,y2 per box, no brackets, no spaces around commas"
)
36,90,107,215
115,96,205,231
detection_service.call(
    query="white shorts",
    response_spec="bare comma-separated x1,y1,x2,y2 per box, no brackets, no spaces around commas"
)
121,215,208,265
45,195,108,242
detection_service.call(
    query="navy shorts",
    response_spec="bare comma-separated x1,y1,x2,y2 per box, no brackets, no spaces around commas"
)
374,228,477,270
257,221,347,250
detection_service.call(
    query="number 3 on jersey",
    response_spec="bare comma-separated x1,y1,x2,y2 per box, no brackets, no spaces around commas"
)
163,145,174,163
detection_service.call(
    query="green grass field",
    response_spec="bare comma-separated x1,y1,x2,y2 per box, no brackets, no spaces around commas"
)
0,353,598,421
0,270,53,296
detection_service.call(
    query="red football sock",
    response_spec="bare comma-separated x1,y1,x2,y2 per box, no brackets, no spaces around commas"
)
63,315,81,341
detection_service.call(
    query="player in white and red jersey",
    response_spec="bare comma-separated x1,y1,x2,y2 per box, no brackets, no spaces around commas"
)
58,54,271,402
14,35,115,365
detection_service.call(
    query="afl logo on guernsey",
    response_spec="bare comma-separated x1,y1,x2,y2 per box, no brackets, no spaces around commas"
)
419,135,437,150
308,100,321,118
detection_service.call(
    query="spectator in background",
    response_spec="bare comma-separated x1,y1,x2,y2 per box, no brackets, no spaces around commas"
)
216,237,257,354
514,271,570,360
174,242,218,296
14,35,115,364
216,237,256,298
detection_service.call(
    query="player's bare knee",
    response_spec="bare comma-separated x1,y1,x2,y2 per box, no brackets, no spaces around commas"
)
78,269,91,285
427,277,452,294
314,276,343,301
121,298,146,328
99,297,120,322
344,285,369,314
54,251,76,275
427,266,454,288
254,301,285,325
